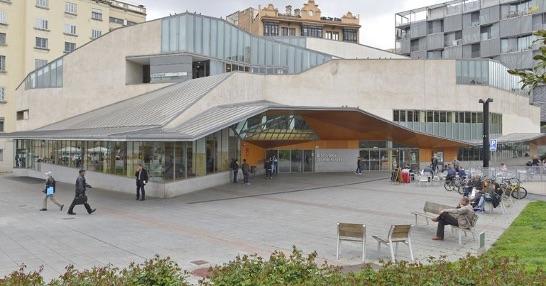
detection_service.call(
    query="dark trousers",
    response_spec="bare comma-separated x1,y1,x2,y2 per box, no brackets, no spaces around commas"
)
67,199,93,214
436,212,459,239
233,170,238,183
136,184,145,200
243,173,249,184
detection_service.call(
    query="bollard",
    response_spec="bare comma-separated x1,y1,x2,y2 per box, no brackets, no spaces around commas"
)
477,232,486,255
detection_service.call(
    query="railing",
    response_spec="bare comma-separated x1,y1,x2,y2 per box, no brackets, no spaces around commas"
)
464,166,546,182
109,0,146,14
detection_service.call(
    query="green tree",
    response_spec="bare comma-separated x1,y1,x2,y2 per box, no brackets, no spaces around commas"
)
508,30,546,90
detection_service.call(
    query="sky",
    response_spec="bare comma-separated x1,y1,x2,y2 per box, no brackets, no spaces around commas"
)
127,0,444,50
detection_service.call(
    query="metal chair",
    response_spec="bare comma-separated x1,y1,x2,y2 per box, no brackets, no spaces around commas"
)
372,225,414,263
336,223,366,262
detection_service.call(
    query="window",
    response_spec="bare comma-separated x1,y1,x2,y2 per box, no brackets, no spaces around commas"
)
127,21,137,26
471,43,480,58
65,2,77,15
343,28,358,42
91,29,102,39
35,18,48,30
64,42,76,53
0,55,5,71
35,37,48,49
302,25,323,38
36,0,48,8
281,27,290,36
64,24,77,35
91,8,102,21
35,59,47,69
263,22,279,36
480,25,492,41
0,87,4,102
17,110,29,121
0,33,5,45
325,31,339,40
517,35,533,51
109,16,124,25
0,11,6,25
470,12,480,26
0,149,3,161
393,110,400,122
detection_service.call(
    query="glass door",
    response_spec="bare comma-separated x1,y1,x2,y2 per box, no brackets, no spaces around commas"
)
291,150,302,173
278,150,291,173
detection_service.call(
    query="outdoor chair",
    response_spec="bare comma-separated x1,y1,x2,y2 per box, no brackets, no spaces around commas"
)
372,225,414,263
336,223,366,262
417,172,432,186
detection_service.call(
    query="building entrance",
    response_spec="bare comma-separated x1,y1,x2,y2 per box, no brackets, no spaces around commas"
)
266,149,315,173
359,148,419,171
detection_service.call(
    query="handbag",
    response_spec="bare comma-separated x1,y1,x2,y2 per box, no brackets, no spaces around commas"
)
46,186,54,196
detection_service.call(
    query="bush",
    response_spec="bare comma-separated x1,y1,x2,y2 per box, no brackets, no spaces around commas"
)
202,248,545,286
0,256,189,286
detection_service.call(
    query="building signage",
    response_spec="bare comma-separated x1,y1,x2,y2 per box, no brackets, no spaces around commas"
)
490,139,497,152
316,153,343,162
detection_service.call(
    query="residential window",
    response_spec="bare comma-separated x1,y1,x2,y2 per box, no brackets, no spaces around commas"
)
35,37,48,49
264,22,279,36
302,25,323,38
64,41,76,53
127,20,136,26
109,16,124,25
325,31,339,40
480,25,492,41
0,11,7,25
91,29,102,39
0,87,4,102
35,59,47,69
91,8,102,21
517,35,534,51
35,18,48,30
64,24,77,35
0,55,5,71
281,27,289,36
36,0,48,8
65,2,77,15
17,110,29,121
343,28,358,42
0,33,5,45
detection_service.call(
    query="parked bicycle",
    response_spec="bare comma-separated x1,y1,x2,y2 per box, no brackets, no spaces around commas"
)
444,176,465,194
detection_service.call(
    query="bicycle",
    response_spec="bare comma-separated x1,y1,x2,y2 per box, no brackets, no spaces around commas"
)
444,176,464,194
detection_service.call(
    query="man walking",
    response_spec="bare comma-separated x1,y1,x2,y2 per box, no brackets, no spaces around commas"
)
242,159,250,185
67,169,96,215
230,159,239,183
135,163,148,201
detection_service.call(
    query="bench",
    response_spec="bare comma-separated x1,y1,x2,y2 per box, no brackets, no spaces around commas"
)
412,201,451,225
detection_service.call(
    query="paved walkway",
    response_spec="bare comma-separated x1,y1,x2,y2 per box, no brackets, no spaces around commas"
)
0,172,527,283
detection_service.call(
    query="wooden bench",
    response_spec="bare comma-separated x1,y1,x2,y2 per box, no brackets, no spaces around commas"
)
412,201,451,225
336,223,366,261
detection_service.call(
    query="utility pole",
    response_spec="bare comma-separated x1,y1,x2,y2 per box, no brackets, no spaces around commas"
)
479,98,493,168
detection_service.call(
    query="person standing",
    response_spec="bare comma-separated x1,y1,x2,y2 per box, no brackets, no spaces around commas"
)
432,156,438,174
135,163,148,201
40,172,64,212
242,159,250,185
264,158,272,179
355,157,362,175
67,169,96,215
272,155,278,175
230,159,239,183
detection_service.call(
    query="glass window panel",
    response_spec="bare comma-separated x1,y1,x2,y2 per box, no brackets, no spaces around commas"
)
161,18,170,52
251,36,258,65
169,16,179,52
265,40,273,66
194,15,203,54
230,25,237,61
186,14,194,53
210,18,217,58
217,20,224,59
237,28,244,62
258,38,265,65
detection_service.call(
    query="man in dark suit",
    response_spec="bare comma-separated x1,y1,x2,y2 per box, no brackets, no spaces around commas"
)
67,169,95,215
135,163,149,201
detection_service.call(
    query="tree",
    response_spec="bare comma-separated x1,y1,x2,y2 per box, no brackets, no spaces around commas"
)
508,30,546,90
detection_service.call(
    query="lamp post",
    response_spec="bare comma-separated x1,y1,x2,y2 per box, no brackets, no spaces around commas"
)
479,98,494,168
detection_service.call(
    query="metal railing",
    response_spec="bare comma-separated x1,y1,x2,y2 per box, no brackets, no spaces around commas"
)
465,166,546,182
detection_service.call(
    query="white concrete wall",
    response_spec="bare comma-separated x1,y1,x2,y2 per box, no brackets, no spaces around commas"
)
314,149,359,172
0,139,13,173
306,38,408,59
15,19,170,131
170,60,540,135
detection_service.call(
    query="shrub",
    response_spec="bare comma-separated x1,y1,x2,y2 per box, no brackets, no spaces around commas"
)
0,265,45,286
203,248,545,286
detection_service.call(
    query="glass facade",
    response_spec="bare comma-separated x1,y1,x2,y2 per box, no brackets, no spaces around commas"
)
14,128,240,183
161,14,331,74
359,140,419,171
23,59,63,90
458,142,530,162
456,59,526,96
393,109,502,140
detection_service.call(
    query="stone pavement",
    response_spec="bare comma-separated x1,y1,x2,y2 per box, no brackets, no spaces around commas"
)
0,172,527,283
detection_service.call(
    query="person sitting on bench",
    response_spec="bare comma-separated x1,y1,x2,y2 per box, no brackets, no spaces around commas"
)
431,197,475,241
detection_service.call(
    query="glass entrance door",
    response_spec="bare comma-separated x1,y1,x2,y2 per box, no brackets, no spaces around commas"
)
291,150,302,172
303,150,314,172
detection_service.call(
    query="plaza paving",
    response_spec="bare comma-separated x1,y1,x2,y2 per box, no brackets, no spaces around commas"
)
0,172,529,282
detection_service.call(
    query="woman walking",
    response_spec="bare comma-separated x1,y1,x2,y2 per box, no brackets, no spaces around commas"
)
40,172,64,211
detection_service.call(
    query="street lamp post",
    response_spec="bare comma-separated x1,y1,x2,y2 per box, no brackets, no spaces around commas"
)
479,98,493,168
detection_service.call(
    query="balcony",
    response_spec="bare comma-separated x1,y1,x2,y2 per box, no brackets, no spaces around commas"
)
427,33,445,50
500,15,532,38
443,45,463,59
480,38,501,57
499,50,536,70
109,0,146,15
462,26,480,44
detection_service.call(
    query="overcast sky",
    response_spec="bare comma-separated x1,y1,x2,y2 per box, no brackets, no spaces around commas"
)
127,0,443,50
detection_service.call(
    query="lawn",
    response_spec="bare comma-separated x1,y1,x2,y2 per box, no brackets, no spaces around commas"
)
488,201,546,271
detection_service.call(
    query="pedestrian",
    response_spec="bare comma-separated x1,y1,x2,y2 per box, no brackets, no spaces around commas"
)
67,169,96,215
40,171,64,212
273,155,278,175
135,163,148,201
264,158,272,179
355,157,362,175
432,156,438,174
230,159,240,183
357,157,364,175
242,159,250,185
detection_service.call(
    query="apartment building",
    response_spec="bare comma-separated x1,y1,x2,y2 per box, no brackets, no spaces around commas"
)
0,0,145,170
395,0,544,70
227,0,361,43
